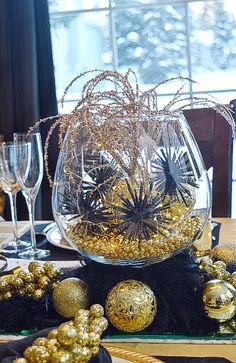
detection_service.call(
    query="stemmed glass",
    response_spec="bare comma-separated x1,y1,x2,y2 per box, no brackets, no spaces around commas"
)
14,132,50,259
0,142,30,254
0,135,4,218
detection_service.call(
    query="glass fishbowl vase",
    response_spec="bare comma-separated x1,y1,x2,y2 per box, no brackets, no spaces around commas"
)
52,112,211,266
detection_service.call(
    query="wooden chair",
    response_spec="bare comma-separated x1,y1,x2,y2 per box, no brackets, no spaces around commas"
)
183,105,234,217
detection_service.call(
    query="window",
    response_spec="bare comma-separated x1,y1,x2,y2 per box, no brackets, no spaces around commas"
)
48,0,236,215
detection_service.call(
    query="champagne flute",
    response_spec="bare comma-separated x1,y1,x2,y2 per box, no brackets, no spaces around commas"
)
14,132,50,259
0,142,30,254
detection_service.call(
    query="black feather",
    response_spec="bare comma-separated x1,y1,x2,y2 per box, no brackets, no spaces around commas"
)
0,254,219,336
77,253,218,335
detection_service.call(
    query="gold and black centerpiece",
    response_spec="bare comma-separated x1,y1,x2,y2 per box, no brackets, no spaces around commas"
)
49,70,222,267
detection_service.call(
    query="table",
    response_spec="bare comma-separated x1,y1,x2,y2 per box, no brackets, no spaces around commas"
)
104,218,236,362
1,218,236,362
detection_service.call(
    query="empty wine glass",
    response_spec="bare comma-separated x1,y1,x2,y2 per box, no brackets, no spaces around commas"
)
14,132,50,259
0,142,30,254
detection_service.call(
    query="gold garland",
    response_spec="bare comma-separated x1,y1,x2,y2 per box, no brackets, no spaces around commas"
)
0,262,63,301
13,304,108,363
199,255,236,323
199,257,236,287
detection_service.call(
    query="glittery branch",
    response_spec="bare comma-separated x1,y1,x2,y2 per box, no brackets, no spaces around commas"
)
27,69,235,186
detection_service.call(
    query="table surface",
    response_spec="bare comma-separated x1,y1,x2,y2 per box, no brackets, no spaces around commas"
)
0,218,236,362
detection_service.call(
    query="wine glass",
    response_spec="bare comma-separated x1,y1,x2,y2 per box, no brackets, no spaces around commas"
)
14,132,50,259
0,142,30,254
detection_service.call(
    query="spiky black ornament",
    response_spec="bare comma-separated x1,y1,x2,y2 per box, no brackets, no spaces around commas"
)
58,183,79,215
110,180,170,241
152,147,198,205
83,159,119,201
73,192,111,235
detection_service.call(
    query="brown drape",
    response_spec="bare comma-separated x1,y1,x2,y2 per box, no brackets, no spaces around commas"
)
0,0,58,220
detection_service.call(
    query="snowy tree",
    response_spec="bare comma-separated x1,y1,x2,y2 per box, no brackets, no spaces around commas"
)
115,5,187,84
210,2,236,70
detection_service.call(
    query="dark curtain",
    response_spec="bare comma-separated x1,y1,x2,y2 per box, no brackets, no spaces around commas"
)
0,0,58,220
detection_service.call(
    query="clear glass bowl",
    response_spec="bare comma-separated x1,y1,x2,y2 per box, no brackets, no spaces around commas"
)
52,112,211,266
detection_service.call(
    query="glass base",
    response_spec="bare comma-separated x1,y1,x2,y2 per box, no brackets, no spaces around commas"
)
18,248,50,260
1,240,31,255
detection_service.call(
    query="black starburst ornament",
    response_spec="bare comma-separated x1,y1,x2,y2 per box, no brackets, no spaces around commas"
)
110,180,170,241
82,159,120,201
58,182,80,215
73,192,111,236
152,147,198,205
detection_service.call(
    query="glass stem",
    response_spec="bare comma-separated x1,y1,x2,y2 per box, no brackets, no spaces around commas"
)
27,196,36,251
8,191,19,243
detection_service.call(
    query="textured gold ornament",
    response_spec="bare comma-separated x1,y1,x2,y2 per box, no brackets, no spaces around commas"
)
213,243,236,267
203,279,236,322
52,278,89,318
105,279,157,332
13,304,108,363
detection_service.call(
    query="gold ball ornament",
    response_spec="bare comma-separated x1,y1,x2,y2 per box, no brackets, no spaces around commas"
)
230,271,236,288
76,331,89,347
45,338,59,354
89,304,104,318
32,288,44,300
57,324,78,347
203,279,236,322
30,346,50,363
52,278,89,318
51,349,72,363
28,261,41,273
33,337,48,346
48,328,58,339
105,279,157,332
213,243,236,267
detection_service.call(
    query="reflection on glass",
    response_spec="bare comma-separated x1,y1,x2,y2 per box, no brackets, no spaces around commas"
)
14,133,50,260
0,143,30,255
